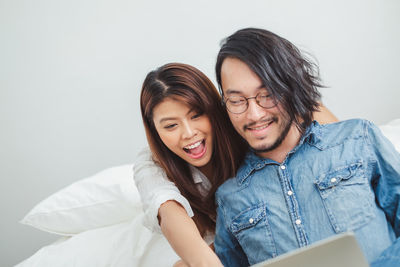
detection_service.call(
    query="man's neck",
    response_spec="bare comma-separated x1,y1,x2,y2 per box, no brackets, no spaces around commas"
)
257,124,301,163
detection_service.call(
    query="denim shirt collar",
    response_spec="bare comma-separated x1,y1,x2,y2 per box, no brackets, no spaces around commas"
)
236,121,323,185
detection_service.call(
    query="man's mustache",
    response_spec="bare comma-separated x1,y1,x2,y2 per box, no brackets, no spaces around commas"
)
243,117,278,131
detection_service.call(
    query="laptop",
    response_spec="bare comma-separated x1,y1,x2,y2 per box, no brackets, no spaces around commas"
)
251,232,369,267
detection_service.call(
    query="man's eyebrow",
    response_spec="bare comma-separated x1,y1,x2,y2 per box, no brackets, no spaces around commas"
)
225,89,242,95
225,85,266,95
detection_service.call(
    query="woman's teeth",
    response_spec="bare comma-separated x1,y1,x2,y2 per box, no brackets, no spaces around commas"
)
184,140,202,150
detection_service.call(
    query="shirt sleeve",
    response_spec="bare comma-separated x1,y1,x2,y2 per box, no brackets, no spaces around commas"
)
214,194,250,267
366,120,400,266
133,146,194,233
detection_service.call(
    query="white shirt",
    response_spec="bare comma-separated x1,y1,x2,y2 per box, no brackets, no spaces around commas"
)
133,146,212,237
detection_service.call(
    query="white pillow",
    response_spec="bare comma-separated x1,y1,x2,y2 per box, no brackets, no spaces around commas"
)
16,213,180,267
379,118,400,153
20,164,141,235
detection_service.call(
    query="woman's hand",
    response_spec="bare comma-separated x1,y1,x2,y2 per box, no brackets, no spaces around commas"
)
173,255,224,267
183,246,224,267
173,260,188,267
313,103,339,124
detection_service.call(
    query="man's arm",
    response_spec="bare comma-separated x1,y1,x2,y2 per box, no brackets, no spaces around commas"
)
214,198,250,267
371,238,400,267
366,121,400,266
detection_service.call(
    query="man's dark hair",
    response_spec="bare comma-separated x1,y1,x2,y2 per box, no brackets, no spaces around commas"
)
216,28,322,133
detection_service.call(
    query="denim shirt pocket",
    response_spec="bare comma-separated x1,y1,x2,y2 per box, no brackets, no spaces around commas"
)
230,203,277,263
315,161,375,233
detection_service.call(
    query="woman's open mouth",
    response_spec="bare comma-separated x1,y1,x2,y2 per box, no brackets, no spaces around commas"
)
183,139,207,159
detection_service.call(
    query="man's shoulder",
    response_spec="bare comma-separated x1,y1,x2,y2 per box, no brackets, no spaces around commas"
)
216,151,262,200
321,118,368,133
311,118,371,147
216,176,240,200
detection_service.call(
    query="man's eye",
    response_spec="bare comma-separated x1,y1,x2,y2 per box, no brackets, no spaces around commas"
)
229,98,246,106
259,94,271,99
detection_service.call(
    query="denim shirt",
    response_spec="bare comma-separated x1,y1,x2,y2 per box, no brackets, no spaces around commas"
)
215,119,400,267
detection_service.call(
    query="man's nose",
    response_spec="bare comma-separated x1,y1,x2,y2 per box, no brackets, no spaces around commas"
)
246,98,266,122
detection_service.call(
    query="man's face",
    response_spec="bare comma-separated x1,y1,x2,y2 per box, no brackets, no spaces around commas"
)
220,57,292,154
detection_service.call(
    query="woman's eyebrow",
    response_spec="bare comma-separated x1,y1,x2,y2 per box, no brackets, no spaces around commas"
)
158,108,195,124
187,108,196,115
158,117,177,124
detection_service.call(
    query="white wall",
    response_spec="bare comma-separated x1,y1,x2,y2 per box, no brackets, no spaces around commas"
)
1,0,399,265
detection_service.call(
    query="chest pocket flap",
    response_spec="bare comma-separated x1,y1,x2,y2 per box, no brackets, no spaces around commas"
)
316,161,364,190
314,161,374,233
230,203,266,233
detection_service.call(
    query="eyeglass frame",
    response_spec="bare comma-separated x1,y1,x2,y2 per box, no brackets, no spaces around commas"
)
222,90,278,114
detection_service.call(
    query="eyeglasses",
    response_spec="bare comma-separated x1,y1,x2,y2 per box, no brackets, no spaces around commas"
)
223,91,277,114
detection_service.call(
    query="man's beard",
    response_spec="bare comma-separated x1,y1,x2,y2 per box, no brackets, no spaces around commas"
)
249,115,293,153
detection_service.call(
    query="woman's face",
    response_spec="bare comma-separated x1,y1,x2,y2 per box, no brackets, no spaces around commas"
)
152,97,214,170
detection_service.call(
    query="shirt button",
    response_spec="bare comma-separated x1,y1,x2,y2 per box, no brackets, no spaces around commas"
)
280,165,286,170
330,178,337,183
287,190,293,196
295,219,302,225
249,218,254,224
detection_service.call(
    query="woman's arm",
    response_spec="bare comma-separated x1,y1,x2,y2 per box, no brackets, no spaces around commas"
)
313,103,338,124
159,201,223,267
134,147,194,233
133,147,222,267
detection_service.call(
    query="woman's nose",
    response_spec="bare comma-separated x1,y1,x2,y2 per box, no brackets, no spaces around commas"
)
182,121,197,139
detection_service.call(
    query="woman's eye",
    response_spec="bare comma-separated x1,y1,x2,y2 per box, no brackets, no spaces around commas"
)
164,124,177,129
191,113,203,119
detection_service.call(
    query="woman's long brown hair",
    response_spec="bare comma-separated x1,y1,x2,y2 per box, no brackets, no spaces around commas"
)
140,63,247,235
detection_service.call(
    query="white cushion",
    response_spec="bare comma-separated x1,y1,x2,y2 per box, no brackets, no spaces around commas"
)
20,164,141,235
16,213,179,267
379,118,400,153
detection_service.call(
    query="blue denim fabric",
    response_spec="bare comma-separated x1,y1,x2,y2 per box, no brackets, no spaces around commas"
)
215,119,400,267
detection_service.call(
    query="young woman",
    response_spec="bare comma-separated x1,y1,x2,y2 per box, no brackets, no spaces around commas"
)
134,63,338,267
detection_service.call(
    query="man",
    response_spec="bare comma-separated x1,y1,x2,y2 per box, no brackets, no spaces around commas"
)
214,28,400,267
